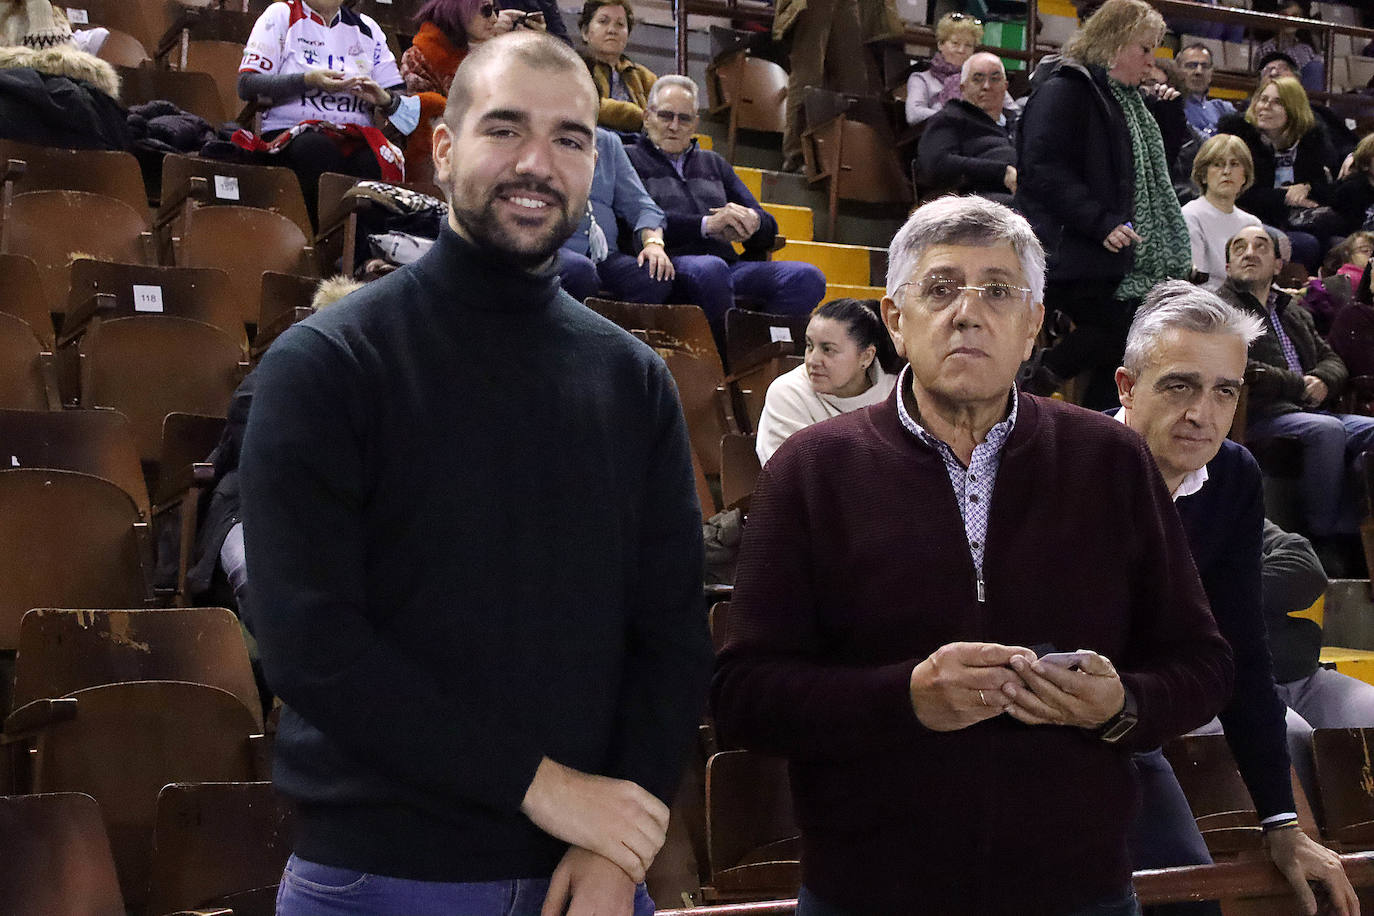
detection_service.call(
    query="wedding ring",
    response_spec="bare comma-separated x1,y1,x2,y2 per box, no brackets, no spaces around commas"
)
978,690,988,707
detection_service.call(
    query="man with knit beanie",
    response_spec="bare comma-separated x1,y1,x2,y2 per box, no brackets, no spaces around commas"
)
242,31,710,916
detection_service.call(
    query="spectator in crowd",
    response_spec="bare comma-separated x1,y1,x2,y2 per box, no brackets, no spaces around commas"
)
905,11,983,126
713,194,1233,916
626,75,825,339
1255,0,1323,93
1175,43,1234,139
1182,133,1262,291
1217,225,1374,561
1016,0,1192,409
242,32,710,916
558,126,673,301
1261,519,1374,808
1114,280,1358,916
754,298,898,465
1329,261,1374,380
916,51,1018,205
399,0,547,181
1330,134,1374,236
237,0,418,224
1255,51,1359,176
774,0,867,172
1215,76,1338,270
579,0,656,132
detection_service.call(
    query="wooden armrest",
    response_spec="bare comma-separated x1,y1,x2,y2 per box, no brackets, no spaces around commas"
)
3,697,78,736
703,583,733,602
721,342,795,386
2,157,26,184
57,291,116,346
247,732,273,780
151,460,216,512
714,384,743,437
166,909,233,916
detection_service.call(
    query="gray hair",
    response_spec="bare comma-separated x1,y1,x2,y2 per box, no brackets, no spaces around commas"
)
886,195,1045,305
961,51,1005,84
1122,279,1264,375
646,74,699,110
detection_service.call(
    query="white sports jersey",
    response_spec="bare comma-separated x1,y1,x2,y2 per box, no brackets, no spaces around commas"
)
240,0,402,133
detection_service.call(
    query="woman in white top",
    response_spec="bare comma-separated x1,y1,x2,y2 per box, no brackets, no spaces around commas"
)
755,298,899,465
1181,133,1262,291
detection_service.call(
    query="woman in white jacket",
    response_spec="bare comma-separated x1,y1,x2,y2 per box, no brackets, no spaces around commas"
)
755,298,899,464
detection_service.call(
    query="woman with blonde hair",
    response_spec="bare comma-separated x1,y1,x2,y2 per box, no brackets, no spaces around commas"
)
1015,0,1191,408
1182,133,1262,290
905,11,983,125
1215,75,1337,267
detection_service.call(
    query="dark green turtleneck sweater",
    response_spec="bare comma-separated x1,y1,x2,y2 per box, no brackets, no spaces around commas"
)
240,227,711,880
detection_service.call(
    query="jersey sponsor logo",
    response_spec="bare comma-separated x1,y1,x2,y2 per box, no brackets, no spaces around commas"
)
241,51,274,71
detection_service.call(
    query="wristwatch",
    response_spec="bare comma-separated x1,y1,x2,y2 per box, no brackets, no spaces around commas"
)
1096,687,1139,744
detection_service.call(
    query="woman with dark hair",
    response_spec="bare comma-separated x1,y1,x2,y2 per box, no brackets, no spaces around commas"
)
579,0,656,131
754,299,900,464
1214,75,1337,269
1015,0,1191,409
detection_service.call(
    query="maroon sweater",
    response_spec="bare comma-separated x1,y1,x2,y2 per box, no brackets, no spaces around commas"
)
712,390,1233,915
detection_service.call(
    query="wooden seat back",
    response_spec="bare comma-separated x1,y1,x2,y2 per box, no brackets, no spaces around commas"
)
0,252,57,348
0,313,59,411
0,140,148,217
704,749,801,902
175,205,315,324
0,407,148,516
0,792,125,916
64,258,245,352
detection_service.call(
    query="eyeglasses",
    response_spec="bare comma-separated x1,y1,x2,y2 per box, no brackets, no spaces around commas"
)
1178,60,1213,71
479,3,498,17
946,12,983,24
901,278,1032,311
650,109,697,126
966,72,1005,86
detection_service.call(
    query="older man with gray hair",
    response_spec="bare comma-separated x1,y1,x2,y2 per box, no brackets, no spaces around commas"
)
1115,280,1358,916
916,51,1019,204
712,195,1233,915
624,74,825,340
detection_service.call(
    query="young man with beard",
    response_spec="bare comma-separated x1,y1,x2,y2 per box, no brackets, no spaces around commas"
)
240,31,711,916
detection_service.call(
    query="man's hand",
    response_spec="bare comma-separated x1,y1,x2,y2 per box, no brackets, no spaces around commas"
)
541,847,638,916
350,77,391,107
637,242,674,281
1267,826,1359,916
909,642,1036,731
304,69,354,92
1003,650,1125,728
1304,375,1329,406
521,758,668,883
703,204,760,243
1003,165,1018,194
1103,223,1142,253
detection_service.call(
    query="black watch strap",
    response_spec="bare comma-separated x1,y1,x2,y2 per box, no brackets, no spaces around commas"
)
1096,686,1139,744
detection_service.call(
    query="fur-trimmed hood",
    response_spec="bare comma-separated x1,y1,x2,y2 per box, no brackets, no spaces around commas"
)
0,42,118,98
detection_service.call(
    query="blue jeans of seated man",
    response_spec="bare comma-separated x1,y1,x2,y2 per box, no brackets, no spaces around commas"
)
558,250,673,304
670,255,827,331
796,884,1142,915
1244,410,1374,536
275,855,657,916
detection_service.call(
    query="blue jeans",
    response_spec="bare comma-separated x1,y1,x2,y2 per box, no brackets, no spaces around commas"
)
671,255,826,330
275,855,656,916
1128,748,1220,916
1245,410,1374,535
796,885,1141,915
558,250,673,304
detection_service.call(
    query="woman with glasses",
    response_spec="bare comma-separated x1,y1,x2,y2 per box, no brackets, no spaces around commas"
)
1215,76,1338,270
754,299,899,465
238,0,416,225
905,11,985,126
1182,134,1262,291
579,0,656,132
1015,0,1191,409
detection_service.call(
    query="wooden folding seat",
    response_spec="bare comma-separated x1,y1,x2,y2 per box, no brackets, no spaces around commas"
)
173,205,316,325
94,27,151,67
703,749,801,903
0,407,148,516
0,469,150,651
53,0,157,60
0,140,149,216
78,316,246,463
176,40,248,126
708,600,731,654
0,313,60,411
723,308,807,432
63,258,245,353
708,52,788,164
147,781,293,916
586,298,742,476
253,271,319,361
151,412,227,604
11,607,262,729
1162,733,1266,857
315,171,446,277
801,91,913,238
1313,727,1374,849
0,253,55,348
719,433,760,510
3,680,264,912
159,153,312,248
0,792,126,916
114,65,229,126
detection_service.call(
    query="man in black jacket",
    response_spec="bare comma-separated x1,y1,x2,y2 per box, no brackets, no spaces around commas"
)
1217,224,1374,550
241,32,711,916
916,51,1017,205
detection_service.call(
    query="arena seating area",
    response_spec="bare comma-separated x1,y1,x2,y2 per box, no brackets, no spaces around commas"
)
6,0,1374,912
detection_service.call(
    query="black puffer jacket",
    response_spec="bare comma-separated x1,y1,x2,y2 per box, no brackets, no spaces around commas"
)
917,98,1017,196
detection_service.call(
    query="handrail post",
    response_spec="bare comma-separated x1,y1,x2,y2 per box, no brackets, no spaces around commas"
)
675,0,689,75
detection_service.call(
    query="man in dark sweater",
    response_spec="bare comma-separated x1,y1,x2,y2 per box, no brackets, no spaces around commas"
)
241,33,711,916
1217,224,1374,544
624,74,825,336
1113,279,1357,916
916,51,1018,205
712,196,1233,915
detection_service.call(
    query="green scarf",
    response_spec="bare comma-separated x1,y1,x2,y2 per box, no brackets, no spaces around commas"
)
1109,78,1191,302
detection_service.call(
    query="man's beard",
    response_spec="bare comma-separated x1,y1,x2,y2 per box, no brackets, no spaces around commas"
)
449,178,583,269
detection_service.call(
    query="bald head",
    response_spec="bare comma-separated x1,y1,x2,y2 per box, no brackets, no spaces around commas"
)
442,31,599,131
960,51,1007,119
